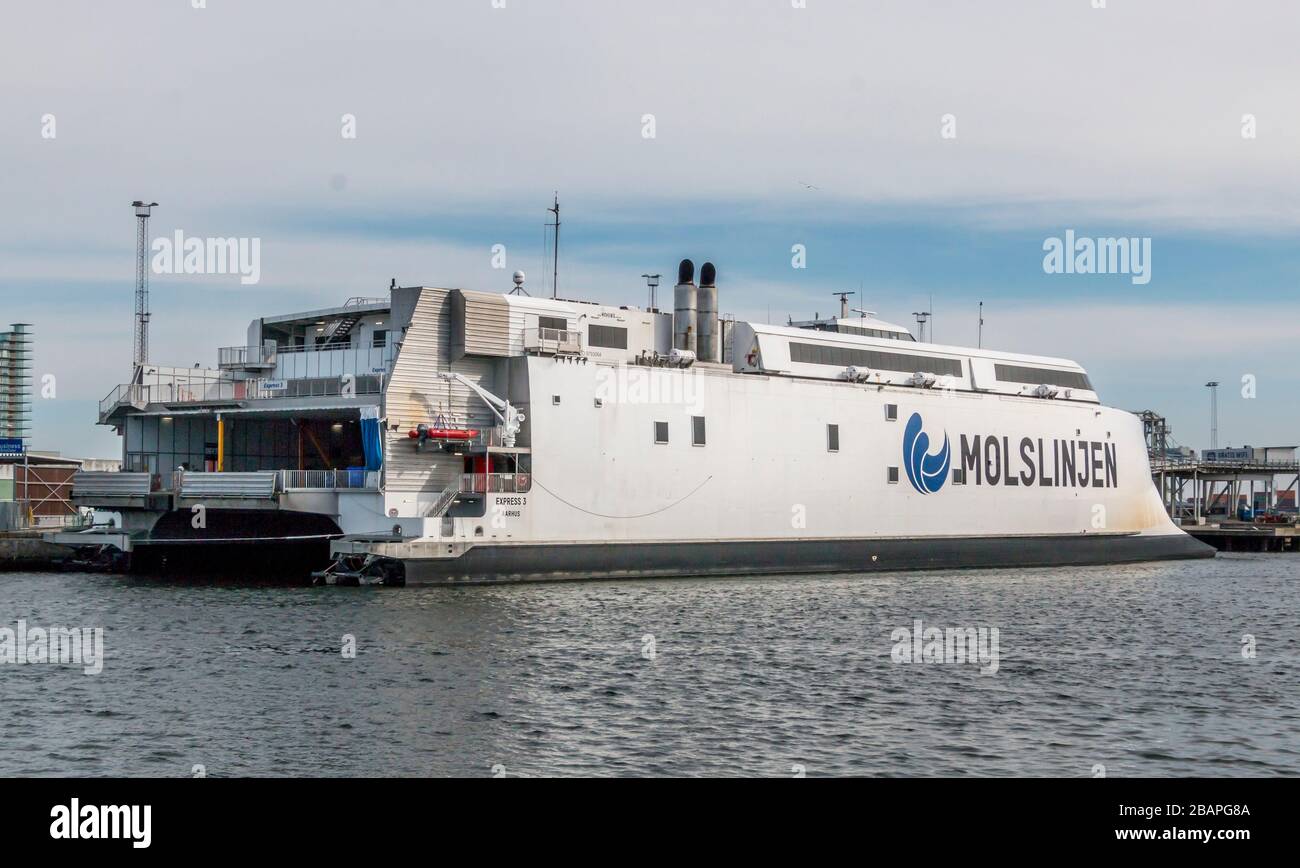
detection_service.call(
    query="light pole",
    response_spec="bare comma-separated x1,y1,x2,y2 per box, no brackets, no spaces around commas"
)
547,194,560,299
132,201,158,375
642,273,661,311
1205,381,1220,451
912,310,931,343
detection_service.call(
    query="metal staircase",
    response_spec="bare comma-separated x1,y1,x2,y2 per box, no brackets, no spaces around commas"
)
424,483,460,518
318,313,362,348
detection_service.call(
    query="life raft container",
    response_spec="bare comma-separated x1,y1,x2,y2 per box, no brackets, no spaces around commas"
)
409,427,481,441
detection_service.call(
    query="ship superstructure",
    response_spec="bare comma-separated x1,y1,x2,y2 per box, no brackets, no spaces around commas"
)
60,261,1212,581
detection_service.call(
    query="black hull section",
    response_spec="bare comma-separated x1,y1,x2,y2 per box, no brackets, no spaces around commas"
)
131,540,333,582
399,532,1215,585
123,510,341,581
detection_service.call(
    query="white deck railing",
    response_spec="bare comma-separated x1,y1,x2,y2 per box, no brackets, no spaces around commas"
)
523,327,583,356
278,470,380,491
459,473,532,494
218,345,277,368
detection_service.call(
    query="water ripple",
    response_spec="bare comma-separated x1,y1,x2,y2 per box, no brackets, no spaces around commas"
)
0,553,1296,776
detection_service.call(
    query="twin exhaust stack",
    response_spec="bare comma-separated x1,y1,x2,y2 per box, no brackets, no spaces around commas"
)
673,259,719,363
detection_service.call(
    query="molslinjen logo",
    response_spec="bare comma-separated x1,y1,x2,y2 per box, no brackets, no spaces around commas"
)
903,413,951,494
903,413,1119,493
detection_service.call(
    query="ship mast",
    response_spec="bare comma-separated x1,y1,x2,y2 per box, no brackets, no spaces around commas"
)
547,193,560,299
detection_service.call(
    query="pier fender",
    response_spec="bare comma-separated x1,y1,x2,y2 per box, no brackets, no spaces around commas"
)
311,554,405,587
378,559,406,587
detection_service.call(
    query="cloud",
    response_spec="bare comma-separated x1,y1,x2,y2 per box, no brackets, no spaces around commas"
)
966,301,1300,366
4,0,1299,239
6,0,1298,455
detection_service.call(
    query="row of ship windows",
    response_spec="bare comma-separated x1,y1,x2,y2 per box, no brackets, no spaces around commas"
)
822,324,916,341
631,409,1098,468
540,316,629,351
651,417,707,447
642,410,912,449
789,342,963,377
571,398,1074,461
787,342,1094,391
554,394,728,448
548,404,907,447
643,414,972,488
539,320,1093,391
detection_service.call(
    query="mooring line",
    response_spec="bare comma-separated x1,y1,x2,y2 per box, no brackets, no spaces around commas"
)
530,475,713,520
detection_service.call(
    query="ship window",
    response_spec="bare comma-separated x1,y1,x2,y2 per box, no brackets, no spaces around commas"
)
692,416,706,447
953,468,967,485
589,324,628,350
552,395,561,405
654,421,669,444
372,329,388,349
884,404,898,421
994,364,1093,391
789,342,962,377
831,323,908,341
827,424,840,453
887,467,900,484
594,398,603,408
539,316,567,332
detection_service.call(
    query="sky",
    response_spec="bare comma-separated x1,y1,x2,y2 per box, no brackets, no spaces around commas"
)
2,0,1298,459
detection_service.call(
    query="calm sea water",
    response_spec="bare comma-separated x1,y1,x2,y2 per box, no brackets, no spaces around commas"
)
1,554,1296,777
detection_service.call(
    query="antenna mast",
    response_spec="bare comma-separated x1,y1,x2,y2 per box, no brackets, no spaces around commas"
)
1205,381,1220,450
132,201,157,375
547,193,560,299
832,291,855,319
911,309,931,343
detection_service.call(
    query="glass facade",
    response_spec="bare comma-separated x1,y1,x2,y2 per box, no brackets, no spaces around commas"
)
0,324,32,443
123,415,363,474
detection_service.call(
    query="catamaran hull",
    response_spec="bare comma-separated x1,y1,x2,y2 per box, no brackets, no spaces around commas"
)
384,532,1213,586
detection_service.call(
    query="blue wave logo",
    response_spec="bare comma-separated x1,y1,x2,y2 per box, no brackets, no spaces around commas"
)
903,412,951,495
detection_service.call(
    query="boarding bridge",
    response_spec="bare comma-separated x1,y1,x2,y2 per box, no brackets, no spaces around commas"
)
68,472,165,510
175,471,279,509
58,468,383,555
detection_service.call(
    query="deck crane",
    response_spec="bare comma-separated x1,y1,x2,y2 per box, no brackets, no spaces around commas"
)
435,372,525,447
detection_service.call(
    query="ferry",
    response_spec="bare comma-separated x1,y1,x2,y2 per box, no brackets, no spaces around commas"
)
59,260,1213,582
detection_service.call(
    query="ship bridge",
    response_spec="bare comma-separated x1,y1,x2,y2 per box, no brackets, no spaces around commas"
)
63,295,411,567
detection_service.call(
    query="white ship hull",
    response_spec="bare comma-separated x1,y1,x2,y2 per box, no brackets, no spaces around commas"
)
72,270,1212,583
336,347,1212,584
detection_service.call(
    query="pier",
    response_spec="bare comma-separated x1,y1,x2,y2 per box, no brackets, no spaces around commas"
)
0,532,74,570
1141,410,1300,552
1179,523,1299,553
